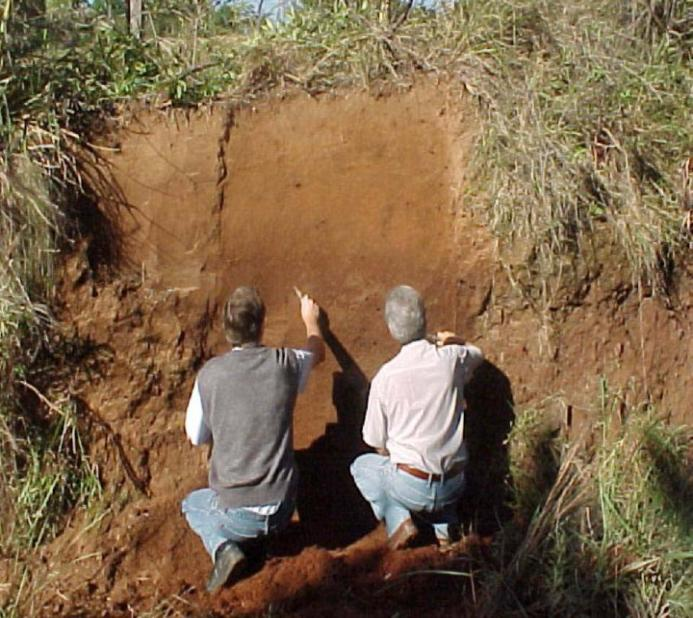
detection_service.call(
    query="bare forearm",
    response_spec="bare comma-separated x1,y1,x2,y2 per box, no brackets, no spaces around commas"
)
296,288,325,365
436,330,465,346
441,335,465,346
305,328,325,364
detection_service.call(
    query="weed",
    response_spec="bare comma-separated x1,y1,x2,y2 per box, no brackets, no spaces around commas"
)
468,0,691,302
1,386,101,552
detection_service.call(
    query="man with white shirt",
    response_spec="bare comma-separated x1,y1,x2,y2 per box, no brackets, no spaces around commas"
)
351,285,484,550
182,286,324,592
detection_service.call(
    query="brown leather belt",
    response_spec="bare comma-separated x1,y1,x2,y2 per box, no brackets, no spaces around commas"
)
396,462,465,482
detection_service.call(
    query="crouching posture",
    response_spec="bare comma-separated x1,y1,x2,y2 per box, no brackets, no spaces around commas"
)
351,285,483,549
182,286,324,592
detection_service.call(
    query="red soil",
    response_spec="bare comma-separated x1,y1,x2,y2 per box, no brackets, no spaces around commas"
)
24,82,691,616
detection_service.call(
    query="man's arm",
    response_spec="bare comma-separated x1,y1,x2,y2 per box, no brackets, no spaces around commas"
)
362,377,388,454
436,330,484,382
297,290,326,366
185,379,212,446
435,330,466,346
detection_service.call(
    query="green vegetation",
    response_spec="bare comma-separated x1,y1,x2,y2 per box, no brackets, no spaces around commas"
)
473,0,691,304
0,385,101,616
0,0,690,615
480,386,692,617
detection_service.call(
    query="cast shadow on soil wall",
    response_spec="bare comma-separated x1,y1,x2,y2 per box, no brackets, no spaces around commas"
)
293,313,374,549
68,190,123,274
77,150,149,274
461,361,515,536
293,311,515,549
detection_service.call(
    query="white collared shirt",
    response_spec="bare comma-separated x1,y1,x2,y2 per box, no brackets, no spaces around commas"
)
363,339,484,475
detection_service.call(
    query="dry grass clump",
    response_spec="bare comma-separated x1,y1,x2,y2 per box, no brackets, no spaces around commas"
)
467,0,691,302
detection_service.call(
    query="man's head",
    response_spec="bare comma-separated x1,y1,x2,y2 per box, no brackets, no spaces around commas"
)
384,285,426,344
223,286,265,346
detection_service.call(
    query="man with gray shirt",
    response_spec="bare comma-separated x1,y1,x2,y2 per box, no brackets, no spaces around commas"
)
351,285,483,550
182,286,324,592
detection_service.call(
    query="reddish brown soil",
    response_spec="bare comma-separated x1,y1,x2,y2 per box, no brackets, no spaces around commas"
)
23,82,691,616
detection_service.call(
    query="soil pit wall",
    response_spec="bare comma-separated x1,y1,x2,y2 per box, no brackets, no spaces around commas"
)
39,83,691,616
108,84,486,449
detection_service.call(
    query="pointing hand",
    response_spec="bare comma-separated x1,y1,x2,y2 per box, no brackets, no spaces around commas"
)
294,287,320,326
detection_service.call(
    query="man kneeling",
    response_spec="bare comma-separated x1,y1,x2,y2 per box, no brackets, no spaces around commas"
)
351,285,483,549
182,286,324,592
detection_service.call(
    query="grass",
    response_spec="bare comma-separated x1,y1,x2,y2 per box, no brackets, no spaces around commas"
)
0,384,102,616
0,386,102,545
6,383,101,549
479,386,692,617
466,0,691,304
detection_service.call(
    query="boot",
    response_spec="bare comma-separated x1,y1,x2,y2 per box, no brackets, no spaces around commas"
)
206,541,246,593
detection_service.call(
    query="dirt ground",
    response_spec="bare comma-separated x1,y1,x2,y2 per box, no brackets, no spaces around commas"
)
23,82,691,616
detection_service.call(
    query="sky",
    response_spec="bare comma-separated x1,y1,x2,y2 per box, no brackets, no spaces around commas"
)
229,0,437,20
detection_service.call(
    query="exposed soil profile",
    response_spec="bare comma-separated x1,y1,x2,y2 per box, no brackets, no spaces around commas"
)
26,82,691,616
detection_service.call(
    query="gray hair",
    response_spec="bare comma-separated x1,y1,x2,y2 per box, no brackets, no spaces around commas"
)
384,285,426,344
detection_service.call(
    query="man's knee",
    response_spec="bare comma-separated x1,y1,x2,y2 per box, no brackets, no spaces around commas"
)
350,452,383,483
350,453,391,502
182,488,214,515
349,454,366,480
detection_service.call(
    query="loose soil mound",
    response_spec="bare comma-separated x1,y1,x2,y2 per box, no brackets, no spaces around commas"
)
29,82,691,616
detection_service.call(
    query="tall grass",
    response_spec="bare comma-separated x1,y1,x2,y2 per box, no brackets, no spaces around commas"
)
470,0,691,303
481,387,692,616
4,389,101,550
0,386,102,616
0,5,105,599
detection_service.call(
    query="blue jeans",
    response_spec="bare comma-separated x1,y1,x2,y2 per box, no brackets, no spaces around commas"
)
181,488,295,562
350,453,465,542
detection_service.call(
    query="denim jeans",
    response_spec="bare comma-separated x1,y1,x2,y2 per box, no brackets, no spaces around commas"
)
350,453,465,542
181,488,295,562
